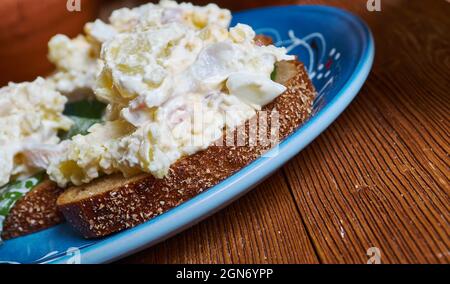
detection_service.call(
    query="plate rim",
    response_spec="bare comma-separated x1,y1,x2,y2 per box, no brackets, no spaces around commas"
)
42,4,375,264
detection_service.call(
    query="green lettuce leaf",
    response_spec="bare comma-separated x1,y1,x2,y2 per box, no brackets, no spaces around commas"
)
0,173,45,241
63,99,106,119
60,116,102,140
60,99,106,140
271,65,278,81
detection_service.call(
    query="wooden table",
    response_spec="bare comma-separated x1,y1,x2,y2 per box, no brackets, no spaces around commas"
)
119,0,449,264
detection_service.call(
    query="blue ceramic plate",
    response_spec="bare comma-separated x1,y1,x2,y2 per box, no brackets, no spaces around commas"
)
0,5,374,264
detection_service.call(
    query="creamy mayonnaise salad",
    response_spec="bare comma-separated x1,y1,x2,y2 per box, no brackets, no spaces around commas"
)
0,78,73,187
48,0,231,97
1,1,294,188
47,34,101,98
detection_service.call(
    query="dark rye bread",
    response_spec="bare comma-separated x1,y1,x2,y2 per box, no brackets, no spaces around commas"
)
57,60,316,238
1,179,64,240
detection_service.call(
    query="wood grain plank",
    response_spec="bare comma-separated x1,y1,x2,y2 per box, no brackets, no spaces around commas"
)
283,0,450,264
120,172,319,263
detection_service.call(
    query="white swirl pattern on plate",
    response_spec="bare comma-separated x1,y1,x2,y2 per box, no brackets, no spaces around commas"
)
256,28,341,114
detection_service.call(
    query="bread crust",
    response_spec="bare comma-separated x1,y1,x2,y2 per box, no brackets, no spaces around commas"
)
57,60,316,238
1,180,64,240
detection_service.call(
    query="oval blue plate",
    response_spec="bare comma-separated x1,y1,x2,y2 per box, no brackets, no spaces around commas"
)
0,5,374,264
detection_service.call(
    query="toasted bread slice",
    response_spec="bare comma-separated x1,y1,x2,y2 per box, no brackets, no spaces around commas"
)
254,34,274,46
57,60,316,238
1,179,64,240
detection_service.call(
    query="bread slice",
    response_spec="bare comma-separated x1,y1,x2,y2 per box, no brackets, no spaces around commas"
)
57,60,316,238
254,34,274,46
1,179,64,240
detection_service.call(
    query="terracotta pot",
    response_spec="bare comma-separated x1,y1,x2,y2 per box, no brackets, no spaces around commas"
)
0,0,101,86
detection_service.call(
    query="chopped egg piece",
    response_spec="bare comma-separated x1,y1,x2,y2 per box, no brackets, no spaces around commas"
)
226,72,286,107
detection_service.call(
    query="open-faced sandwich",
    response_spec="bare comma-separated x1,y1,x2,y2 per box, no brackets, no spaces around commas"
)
0,0,315,240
